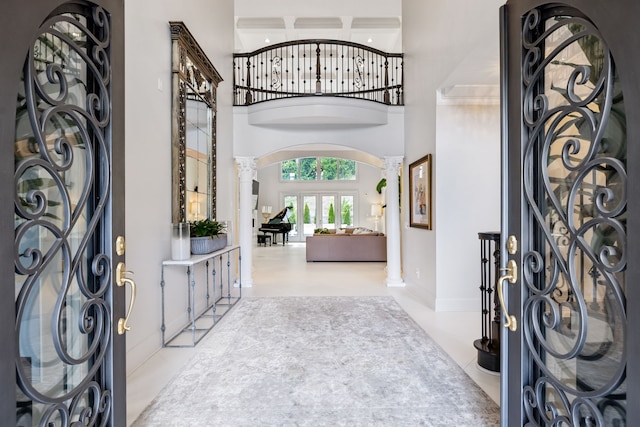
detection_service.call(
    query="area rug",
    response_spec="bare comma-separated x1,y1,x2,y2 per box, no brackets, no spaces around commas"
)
132,296,500,426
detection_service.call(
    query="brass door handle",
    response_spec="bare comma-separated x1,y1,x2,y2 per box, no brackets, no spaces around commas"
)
116,262,136,335
497,259,518,332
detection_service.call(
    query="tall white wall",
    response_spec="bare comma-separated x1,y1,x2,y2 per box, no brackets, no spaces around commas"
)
124,0,234,374
403,0,503,309
435,104,501,310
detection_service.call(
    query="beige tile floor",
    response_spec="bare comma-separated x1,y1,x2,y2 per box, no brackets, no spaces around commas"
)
126,242,500,425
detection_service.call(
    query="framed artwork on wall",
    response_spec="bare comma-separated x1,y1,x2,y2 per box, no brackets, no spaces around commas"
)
409,154,432,229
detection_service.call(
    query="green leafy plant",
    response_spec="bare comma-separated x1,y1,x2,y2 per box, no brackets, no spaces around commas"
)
328,203,335,224
342,203,351,225
189,218,226,238
303,203,311,223
376,176,401,207
287,203,296,224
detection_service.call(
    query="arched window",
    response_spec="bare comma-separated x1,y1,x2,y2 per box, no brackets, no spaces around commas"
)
281,157,357,181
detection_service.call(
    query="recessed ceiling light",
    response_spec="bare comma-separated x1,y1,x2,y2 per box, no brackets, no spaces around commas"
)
265,38,270,43
367,38,373,43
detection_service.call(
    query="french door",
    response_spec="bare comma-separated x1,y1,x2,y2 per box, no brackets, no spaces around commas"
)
1,0,127,425
501,0,640,425
284,193,356,241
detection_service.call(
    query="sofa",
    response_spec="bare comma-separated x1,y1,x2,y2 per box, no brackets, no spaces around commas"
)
305,227,387,262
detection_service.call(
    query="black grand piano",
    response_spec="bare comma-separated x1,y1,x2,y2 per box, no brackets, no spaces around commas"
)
259,206,293,245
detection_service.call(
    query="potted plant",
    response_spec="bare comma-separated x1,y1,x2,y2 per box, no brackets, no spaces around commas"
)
189,218,227,254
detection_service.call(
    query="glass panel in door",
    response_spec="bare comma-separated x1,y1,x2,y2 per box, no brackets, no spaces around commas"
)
10,4,125,425
321,195,336,229
303,195,316,237
341,195,354,228
283,195,298,238
502,4,629,425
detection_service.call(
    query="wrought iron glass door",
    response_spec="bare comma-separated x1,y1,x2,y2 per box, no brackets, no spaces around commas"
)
501,1,640,425
1,0,126,425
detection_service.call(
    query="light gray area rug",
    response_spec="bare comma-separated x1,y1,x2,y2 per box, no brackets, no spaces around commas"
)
133,296,500,426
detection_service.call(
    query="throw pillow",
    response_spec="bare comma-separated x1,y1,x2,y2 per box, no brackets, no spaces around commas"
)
352,227,373,235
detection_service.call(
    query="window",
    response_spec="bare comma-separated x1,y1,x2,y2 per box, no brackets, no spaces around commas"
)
281,159,297,180
281,157,357,181
340,195,354,227
320,158,337,180
337,159,356,180
300,157,317,180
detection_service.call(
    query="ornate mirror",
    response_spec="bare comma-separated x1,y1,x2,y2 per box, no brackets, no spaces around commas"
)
169,21,222,223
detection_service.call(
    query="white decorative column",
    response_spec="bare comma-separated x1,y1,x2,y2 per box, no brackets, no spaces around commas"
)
383,156,405,287
235,157,256,287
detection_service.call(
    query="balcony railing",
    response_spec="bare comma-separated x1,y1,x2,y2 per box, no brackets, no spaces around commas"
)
233,40,403,106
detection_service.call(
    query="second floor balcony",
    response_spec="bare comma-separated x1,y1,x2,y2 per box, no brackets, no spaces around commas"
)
233,40,403,106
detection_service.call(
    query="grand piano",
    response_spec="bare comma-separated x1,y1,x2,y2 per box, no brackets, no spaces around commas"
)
259,206,293,245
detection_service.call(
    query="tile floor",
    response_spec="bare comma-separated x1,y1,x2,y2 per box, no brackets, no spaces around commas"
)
126,242,500,425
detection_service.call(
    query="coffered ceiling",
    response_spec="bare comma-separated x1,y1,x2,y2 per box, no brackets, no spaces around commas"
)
234,0,403,53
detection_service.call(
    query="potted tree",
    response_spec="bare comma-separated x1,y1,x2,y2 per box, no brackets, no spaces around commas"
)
189,218,227,254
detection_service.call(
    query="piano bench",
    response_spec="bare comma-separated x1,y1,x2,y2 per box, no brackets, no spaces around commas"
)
257,234,271,246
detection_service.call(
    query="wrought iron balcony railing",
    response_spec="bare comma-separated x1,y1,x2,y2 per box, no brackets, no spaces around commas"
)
233,40,403,106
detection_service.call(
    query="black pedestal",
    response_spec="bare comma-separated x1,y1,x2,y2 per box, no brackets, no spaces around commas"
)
473,338,500,372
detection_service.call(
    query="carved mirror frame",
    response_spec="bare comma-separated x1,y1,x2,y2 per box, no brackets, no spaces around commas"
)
170,21,222,223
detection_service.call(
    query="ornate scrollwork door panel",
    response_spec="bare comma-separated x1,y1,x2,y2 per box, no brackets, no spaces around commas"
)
1,0,125,425
502,1,640,425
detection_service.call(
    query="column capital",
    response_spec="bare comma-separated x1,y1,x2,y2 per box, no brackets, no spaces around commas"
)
235,156,256,181
382,156,403,177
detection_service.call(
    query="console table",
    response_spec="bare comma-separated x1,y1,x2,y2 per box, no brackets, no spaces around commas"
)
161,245,241,347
